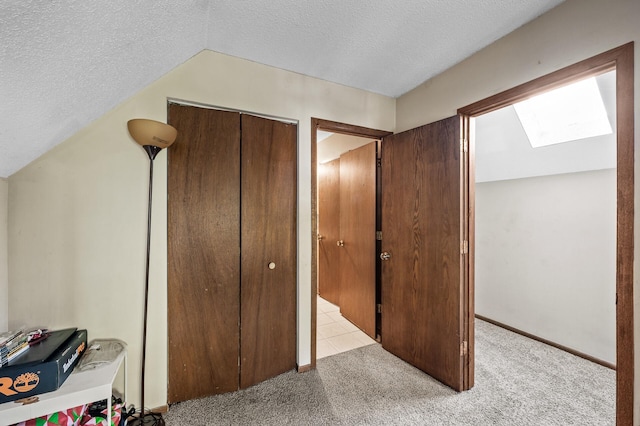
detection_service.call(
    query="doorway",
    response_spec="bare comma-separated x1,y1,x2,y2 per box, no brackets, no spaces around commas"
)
474,70,617,368
311,119,392,367
459,43,634,424
312,115,473,393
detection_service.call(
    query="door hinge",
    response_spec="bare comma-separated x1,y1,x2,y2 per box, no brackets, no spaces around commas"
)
377,304,382,314
376,158,382,167
460,138,468,153
376,231,382,241
460,340,468,356
461,240,468,254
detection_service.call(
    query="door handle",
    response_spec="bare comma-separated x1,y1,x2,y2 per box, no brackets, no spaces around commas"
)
380,252,391,261
336,240,344,247
317,234,324,241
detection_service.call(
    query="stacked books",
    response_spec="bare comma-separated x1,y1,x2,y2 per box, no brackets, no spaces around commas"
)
0,329,29,366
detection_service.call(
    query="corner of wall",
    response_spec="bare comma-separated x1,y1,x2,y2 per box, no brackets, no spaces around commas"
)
0,177,8,331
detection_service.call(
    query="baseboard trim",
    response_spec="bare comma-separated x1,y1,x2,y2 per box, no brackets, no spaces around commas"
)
475,314,616,371
152,405,169,414
297,364,312,373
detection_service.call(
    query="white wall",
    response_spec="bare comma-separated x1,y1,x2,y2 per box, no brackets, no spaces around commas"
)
474,78,617,365
476,169,616,364
318,133,376,164
0,178,7,332
7,50,394,409
396,0,639,419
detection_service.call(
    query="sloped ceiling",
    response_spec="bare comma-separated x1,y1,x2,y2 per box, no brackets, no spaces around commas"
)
1,0,564,178
475,72,617,183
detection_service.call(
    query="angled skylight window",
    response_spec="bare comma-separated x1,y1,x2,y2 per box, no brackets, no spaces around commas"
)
514,77,612,148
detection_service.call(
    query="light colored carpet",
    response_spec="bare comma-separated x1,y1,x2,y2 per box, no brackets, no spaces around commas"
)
164,319,615,425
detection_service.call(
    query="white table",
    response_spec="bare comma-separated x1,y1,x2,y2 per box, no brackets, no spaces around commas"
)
0,348,127,425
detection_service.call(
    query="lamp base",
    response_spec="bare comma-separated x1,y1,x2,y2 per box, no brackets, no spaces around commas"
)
127,411,165,426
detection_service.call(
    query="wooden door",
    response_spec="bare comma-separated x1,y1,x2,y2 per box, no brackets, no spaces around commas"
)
339,142,377,338
240,114,297,389
167,104,241,402
318,158,341,305
380,115,471,391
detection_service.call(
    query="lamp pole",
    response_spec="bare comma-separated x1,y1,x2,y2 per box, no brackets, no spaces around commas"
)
140,145,160,419
127,120,177,426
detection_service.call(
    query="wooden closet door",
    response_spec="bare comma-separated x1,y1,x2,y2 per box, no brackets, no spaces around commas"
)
318,158,341,305
339,142,377,338
240,114,297,389
167,104,241,402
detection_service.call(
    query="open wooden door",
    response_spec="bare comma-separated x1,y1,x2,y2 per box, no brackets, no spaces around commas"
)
339,142,377,338
380,115,472,391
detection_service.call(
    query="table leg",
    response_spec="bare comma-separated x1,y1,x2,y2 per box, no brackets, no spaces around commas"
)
107,395,112,425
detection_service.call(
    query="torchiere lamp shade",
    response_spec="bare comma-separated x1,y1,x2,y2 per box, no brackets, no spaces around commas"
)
127,119,177,149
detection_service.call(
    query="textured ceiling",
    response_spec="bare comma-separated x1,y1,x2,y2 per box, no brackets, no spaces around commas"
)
1,0,564,178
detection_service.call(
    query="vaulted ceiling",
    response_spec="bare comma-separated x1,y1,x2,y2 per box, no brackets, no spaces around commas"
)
1,0,564,178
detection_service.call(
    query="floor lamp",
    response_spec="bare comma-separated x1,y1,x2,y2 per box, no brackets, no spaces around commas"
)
127,119,178,426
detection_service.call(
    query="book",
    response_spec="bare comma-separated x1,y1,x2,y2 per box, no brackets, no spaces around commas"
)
7,340,28,357
6,328,76,367
0,339,28,363
0,336,27,361
0,330,23,347
0,343,29,367
5,334,27,352
7,344,28,362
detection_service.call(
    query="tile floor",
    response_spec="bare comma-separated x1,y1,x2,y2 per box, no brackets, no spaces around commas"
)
316,295,377,359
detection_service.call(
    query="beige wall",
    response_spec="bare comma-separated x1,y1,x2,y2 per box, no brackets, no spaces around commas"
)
397,0,639,421
8,50,395,408
0,178,7,332
7,0,637,417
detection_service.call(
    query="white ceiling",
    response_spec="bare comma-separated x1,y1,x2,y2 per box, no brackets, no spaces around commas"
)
1,0,565,178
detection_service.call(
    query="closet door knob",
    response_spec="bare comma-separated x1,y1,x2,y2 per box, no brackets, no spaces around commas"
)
268,262,276,270
317,234,324,241
380,252,392,261
336,240,344,247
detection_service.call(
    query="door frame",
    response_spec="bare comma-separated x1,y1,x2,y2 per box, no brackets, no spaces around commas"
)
310,118,392,368
458,42,634,425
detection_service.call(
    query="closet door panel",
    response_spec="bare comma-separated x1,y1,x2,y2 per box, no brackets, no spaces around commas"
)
318,158,341,305
240,114,297,389
339,142,377,338
167,104,241,402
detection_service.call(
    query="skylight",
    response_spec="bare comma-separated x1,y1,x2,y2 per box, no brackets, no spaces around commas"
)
514,77,612,148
